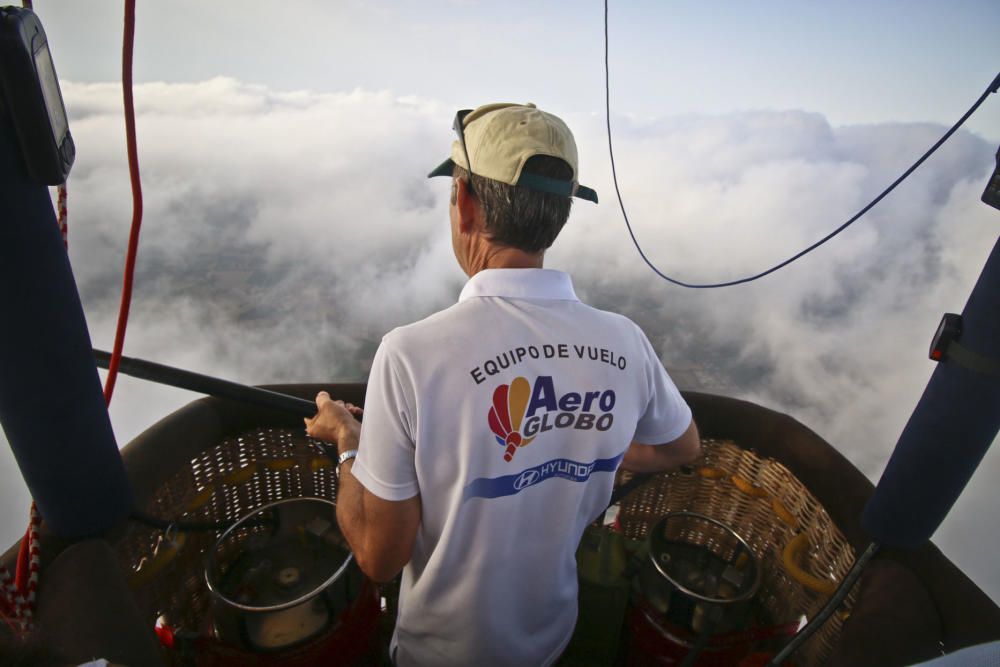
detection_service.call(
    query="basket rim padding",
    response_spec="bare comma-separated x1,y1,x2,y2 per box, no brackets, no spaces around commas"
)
3,386,998,659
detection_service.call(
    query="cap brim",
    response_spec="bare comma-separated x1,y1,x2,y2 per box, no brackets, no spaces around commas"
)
427,158,456,179
516,172,599,204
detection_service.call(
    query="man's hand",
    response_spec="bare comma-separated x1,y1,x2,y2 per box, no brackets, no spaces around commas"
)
304,391,363,451
621,420,701,473
307,391,420,583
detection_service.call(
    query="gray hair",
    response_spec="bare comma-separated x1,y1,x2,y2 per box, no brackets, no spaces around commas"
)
453,155,573,253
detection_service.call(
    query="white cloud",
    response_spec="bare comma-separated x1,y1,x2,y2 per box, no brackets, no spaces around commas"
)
2,79,996,602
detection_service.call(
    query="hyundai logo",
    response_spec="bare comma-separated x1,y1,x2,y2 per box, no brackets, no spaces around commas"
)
513,469,540,490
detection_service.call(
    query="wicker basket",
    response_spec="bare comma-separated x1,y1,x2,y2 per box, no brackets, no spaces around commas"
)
119,427,855,666
119,426,345,663
616,438,858,666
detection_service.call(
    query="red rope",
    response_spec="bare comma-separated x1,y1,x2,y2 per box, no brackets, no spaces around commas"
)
0,604,20,635
22,506,41,618
1,503,40,634
57,183,68,247
1,558,23,633
12,527,29,595
102,0,142,404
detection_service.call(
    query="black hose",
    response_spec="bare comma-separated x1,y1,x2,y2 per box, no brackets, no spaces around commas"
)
130,510,278,533
766,541,880,665
129,510,234,532
679,619,715,667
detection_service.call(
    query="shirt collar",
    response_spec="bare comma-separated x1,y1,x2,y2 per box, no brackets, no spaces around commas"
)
458,269,579,303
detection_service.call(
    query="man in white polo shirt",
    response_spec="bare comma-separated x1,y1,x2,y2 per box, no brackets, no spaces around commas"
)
305,102,700,666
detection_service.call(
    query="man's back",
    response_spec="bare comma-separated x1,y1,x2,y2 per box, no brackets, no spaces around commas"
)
352,269,691,666
309,103,696,667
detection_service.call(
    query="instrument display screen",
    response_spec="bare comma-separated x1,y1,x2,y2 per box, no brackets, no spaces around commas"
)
33,42,69,148
0,7,75,184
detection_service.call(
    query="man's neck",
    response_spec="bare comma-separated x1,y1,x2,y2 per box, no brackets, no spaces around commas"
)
465,244,544,276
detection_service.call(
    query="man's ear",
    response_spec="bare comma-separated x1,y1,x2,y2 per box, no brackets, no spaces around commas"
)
454,177,480,234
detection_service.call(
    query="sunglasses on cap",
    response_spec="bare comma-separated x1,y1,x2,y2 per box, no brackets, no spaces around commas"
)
453,109,476,193
449,108,598,204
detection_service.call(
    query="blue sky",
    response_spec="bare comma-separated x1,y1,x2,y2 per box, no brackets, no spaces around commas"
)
40,0,1000,140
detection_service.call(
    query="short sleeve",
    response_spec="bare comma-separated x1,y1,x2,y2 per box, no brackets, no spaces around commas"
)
350,339,420,501
632,329,692,445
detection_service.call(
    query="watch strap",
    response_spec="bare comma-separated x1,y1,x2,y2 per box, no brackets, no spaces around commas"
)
337,449,359,476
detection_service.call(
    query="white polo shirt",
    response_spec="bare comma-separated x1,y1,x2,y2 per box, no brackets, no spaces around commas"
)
351,268,691,667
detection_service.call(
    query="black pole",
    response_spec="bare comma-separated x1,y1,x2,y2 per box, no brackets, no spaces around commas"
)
92,349,318,418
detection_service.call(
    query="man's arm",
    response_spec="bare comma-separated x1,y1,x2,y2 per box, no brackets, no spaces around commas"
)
620,419,701,473
305,392,421,583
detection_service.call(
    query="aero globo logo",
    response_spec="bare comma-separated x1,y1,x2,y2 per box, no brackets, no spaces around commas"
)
488,377,536,462
488,376,616,462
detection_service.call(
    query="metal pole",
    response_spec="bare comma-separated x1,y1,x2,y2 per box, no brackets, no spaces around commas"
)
92,349,318,418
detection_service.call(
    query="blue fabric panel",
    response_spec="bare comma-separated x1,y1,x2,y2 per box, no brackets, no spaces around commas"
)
0,108,133,539
863,236,1000,548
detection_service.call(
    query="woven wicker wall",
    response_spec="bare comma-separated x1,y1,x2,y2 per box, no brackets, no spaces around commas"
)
120,426,338,645
617,439,858,666
119,425,855,666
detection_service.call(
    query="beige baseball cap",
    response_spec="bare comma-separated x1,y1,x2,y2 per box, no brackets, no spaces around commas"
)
428,102,598,203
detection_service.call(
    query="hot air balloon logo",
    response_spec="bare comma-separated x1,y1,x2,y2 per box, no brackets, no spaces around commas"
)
488,376,535,462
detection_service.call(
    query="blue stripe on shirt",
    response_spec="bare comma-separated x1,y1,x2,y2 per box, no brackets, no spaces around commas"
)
462,453,624,501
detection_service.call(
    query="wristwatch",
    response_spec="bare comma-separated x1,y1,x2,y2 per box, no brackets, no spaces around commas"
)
337,449,358,477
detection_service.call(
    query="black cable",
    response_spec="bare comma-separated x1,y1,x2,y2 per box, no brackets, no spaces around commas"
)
766,541,880,666
679,619,715,667
604,0,1000,289
130,510,235,532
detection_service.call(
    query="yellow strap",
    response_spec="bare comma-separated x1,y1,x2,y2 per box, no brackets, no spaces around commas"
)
732,475,769,498
771,498,798,528
184,487,214,512
782,533,837,595
223,463,257,485
264,459,297,472
311,458,333,472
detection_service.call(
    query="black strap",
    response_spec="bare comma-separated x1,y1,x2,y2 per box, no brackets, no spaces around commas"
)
946,341,1000,376
575,184,599,203
517,172,599,203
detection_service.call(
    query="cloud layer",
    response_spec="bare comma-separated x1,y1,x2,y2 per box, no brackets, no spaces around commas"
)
2,78,997,600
